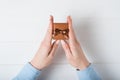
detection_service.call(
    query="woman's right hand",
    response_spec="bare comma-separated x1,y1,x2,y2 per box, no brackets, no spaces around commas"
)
30,16,59,70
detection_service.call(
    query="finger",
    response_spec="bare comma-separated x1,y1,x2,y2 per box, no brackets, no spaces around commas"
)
61,40,72,57
44,15,53,44
48,40,59,57
67,16,77,43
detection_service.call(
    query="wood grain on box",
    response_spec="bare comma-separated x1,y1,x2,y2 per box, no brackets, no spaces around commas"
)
52,23,69,40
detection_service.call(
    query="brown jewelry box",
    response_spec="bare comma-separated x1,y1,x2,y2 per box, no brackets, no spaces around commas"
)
52,23,69,40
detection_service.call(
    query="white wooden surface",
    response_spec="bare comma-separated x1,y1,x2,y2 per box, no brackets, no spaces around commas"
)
0,0,120,80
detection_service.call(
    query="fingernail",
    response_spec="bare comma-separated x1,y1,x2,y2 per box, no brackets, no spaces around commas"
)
49,15,52,20
56,40,60,44
68,15,71,18
61,40,65,44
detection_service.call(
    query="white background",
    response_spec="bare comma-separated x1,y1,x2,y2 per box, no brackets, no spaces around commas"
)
0,0,120,80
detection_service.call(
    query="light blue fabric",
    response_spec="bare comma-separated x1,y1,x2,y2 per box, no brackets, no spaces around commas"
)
77,64,101,80
13,63,101,80
13,63,41,80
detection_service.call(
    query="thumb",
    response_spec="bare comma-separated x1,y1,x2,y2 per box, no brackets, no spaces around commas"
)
49,40,59,57
61,40,72,58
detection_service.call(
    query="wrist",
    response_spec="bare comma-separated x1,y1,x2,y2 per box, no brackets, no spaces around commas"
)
30,60,43,70
77,62,90,70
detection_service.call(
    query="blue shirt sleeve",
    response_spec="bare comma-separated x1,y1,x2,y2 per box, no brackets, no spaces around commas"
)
13,63,101,80
13,63,41,80
77,64,101,80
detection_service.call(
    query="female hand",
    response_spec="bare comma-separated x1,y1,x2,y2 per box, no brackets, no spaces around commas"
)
30,16,59,70
61,16,90,70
